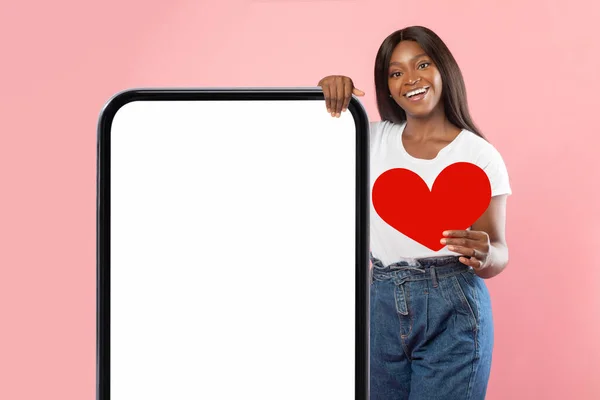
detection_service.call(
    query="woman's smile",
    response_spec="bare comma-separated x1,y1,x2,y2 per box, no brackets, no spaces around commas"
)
403,86,430,102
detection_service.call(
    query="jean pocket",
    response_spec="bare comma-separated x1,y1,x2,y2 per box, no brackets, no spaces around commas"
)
449,274,479,332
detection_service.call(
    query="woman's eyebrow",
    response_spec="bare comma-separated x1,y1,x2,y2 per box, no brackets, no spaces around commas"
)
389,53,429,67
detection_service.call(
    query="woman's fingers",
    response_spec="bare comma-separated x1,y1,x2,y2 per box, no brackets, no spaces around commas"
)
338,83,365,116
443,229,471,239
341,79,353,113
442,232,489,269
452,246,484,269
459,256,483,269
442,230,490,268
443,230,487,241
323,83,333,113
317,78,332,112
445,238,487,270
441,237,480,249
445,244,477,258
318,76,364,117
334,76,345,116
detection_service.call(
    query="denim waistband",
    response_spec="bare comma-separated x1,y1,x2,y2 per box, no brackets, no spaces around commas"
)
370,253,471,285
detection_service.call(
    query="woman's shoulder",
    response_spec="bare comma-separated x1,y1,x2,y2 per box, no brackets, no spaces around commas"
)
461,129,501,152
369,119,404,133
369,120,383,130
459,130,511,195
459,130,507,166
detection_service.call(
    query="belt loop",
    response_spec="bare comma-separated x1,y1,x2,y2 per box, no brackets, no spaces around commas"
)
430,266,439,288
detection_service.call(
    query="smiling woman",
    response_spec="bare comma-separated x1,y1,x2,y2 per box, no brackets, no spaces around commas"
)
374,26,484,142
318,25,512,400
387,43,445,117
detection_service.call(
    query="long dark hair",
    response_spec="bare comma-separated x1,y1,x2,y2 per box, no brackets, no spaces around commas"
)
374,26,485,139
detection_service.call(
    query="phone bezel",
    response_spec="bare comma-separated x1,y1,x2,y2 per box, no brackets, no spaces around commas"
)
96,88,370,399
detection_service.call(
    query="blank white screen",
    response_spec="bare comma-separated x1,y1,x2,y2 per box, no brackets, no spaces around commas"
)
110,100,357,399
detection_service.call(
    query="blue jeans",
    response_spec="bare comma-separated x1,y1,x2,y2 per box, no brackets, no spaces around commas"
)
369,254,494,400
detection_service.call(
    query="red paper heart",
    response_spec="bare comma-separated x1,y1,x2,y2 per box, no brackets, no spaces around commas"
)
372,162,491,251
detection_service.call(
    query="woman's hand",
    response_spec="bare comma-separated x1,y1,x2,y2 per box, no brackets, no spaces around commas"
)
317,75,365,118
440,230,492,274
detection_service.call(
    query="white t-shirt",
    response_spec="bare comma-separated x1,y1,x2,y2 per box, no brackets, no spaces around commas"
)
370,120,512,266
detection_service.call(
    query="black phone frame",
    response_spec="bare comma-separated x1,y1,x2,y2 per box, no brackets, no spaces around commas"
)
96,88,370,399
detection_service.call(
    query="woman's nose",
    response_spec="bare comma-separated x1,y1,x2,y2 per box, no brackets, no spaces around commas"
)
406,76,421,85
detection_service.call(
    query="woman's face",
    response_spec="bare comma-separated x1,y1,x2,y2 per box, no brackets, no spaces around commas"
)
387,40,444,118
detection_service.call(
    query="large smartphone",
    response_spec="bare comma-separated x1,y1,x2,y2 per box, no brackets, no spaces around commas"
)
97,89,370,399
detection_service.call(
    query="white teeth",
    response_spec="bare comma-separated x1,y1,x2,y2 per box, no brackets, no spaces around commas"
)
406,88,427,98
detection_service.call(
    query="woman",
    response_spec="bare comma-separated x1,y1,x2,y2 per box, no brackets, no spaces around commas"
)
318,26,511,399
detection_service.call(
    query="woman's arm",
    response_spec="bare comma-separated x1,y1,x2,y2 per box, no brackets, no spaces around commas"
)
441,194,509,279
470,195,509,278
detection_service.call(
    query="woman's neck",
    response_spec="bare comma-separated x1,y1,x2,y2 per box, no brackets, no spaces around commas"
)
403,109,457,140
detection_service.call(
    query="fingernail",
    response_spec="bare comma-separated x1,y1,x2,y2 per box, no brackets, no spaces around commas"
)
440,238,446,244
448,246,455,251
342,108,347,112
442,231,449,236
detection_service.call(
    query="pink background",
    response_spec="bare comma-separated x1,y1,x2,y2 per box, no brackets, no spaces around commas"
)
1,0,599,399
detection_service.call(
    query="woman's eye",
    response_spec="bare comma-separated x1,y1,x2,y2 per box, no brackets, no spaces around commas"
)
390,72,402,78
418,62,430,69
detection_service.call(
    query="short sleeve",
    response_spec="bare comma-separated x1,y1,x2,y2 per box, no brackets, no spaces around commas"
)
369,121,381,132
369,121,381,139
481,145,512,197
369,121,383,152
